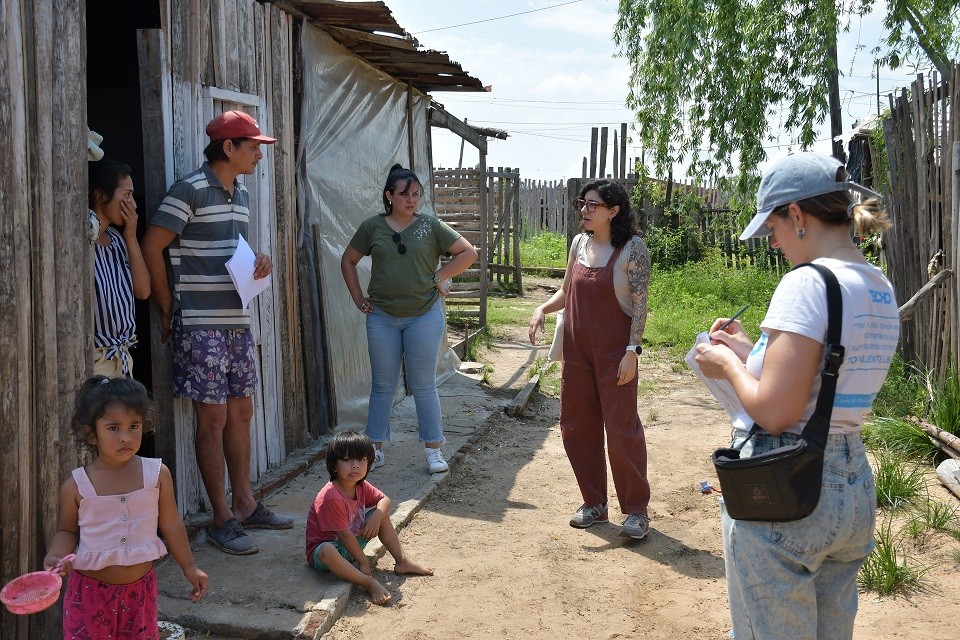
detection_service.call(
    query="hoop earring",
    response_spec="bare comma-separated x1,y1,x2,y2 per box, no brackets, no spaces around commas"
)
796,228,805,239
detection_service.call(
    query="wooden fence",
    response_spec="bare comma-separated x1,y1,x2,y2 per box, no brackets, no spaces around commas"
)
882,64,959,379
520,179,567,240
433,168,488,327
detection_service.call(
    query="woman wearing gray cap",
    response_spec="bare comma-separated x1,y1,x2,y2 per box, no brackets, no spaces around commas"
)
695,152,899,639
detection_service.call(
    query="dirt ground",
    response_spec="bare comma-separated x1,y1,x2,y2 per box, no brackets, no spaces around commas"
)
324,280,959,640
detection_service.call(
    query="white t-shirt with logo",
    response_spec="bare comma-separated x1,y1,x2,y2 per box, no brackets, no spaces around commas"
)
742,258,899,436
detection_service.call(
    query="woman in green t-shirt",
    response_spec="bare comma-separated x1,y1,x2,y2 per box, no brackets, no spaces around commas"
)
341,164,478,474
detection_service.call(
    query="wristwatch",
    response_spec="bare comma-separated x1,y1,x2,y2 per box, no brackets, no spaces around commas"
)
626,345,642,355
431,273,441,284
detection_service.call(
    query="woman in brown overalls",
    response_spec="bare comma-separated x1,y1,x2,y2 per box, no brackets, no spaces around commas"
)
529,179,652,539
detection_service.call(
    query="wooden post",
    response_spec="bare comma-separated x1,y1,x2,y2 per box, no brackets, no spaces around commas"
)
620,123,628,179
599,126,608,177
479,157,489,327
137,29,178,479
581,156,587,178
407,81,415,169
512,170,522,291
612,130,619,180
589,127,598,178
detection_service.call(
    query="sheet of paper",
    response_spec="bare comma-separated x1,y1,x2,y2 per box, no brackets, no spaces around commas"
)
225,234,271,310
685,332,748,421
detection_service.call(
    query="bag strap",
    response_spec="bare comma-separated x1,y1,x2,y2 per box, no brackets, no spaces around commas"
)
736,262,844,451
795,262,844,450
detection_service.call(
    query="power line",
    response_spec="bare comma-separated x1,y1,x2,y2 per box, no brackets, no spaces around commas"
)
412,0,586,34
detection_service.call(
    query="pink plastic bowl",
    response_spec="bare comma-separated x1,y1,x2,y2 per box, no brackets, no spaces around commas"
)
0,554,75,615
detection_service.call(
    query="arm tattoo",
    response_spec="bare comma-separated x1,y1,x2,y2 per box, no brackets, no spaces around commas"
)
626,236,651,345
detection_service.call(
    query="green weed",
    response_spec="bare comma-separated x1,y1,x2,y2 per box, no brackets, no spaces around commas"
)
872,448,927,510
905,499,960,541
858,515,929,595
647,408,659,423
871,353,925,419
862,417,938,462
519,232,568,269
930,363,960,437
645,250,779,357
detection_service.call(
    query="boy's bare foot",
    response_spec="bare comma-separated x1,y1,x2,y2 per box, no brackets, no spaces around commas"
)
394,558,434,576
364,578,392,605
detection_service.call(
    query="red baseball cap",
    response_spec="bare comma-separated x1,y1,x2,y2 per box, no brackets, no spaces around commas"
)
205,110,277,143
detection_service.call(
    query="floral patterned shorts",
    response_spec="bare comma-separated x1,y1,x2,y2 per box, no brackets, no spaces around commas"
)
63,568,158,640
172,315,258,404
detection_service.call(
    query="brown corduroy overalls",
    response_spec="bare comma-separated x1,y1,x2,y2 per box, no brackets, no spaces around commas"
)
560,244,651,515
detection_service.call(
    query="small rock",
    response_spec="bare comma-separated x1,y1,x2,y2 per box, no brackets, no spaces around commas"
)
459,361,484,374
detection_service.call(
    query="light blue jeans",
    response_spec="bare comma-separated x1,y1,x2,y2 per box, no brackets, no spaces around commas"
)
722,429,876,640
365,300,445,444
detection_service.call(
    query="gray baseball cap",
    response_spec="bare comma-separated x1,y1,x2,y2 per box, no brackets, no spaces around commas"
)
739,151,883,241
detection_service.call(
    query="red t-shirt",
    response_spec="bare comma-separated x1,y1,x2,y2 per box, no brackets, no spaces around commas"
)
305,480,386,563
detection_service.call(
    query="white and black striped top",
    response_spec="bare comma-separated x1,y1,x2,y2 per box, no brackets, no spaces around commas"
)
93,226,137,372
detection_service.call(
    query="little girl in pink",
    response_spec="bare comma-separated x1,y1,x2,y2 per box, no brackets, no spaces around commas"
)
43,376,207,639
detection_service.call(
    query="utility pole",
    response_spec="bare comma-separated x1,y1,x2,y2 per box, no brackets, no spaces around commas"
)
826,10,845,162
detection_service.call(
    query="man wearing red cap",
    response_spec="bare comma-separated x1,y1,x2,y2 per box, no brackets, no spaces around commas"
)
142,110,291,555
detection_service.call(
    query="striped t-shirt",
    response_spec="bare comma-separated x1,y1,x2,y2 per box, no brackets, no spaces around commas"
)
93,225,137,372
151,163,250,330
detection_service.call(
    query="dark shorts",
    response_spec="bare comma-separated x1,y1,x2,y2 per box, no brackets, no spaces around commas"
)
172,314,258,405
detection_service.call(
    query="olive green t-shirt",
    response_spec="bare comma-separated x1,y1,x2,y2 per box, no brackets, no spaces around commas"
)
349,214,461,317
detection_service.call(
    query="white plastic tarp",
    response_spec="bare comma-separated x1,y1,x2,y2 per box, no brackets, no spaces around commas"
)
298,24,459,429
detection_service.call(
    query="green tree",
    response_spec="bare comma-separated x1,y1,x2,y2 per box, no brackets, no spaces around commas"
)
615,0,959,192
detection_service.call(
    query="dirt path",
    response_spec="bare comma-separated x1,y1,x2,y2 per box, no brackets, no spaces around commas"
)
323,284,958,640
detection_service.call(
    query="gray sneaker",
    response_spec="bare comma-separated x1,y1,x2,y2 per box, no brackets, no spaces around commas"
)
569,503,608,528
619,513,651,539
206,518,258,555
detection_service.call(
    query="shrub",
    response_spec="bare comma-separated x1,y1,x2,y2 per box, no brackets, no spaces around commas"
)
862,417,938,462
872,448,927,510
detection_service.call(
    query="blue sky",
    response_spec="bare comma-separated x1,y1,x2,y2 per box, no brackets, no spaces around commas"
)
383,0,922,180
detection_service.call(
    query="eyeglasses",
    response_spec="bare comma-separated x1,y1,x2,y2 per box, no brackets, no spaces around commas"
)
574,198,610,213
392,232,407,255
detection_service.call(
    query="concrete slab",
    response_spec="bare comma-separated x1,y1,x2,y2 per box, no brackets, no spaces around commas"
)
156,371,508,639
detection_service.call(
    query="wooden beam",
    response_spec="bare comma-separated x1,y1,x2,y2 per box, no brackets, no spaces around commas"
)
429,105,487,153
898,269,953,321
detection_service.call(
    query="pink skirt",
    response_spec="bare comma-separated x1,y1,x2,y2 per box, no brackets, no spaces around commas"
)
62,567,158,640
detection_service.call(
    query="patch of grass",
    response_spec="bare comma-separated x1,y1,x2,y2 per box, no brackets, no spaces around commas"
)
871,353,926,419
905,499,960,541
862,417,938,462
464,327,492,362
930,363,960,437
859,515,930,596
531,356,561,396
646,250,780,358
637,379,657,396
954,550,960,564
647,408,659,423
519,232,568,269
872,448,927,510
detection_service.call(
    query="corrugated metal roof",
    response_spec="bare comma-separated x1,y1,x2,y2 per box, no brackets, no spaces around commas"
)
298,0,488,92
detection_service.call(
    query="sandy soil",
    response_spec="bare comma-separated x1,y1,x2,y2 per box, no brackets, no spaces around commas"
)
324,279,959,640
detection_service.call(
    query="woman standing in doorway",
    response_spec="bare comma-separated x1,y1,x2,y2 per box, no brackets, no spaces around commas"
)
528,179,653,539
88,159,150,377
341,164,478,475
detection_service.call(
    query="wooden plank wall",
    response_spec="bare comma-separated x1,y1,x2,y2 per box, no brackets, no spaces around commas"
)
0,1,89,638
434,168,487,326
160,0,303,515
882,65,959,379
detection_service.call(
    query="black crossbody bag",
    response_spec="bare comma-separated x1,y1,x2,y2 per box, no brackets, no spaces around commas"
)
712,263,845,522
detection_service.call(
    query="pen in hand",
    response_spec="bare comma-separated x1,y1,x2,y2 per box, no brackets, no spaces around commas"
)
716,304,749,333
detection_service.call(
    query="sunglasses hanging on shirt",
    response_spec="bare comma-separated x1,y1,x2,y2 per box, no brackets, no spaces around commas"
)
392,232,407,255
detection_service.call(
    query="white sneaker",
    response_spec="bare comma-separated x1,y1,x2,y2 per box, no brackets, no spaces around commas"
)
425,447,448,473
371,448,385,471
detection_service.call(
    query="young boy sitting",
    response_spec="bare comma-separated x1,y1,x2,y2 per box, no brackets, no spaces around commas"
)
306,430,433,605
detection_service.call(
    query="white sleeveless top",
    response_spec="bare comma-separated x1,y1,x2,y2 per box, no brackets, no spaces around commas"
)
72,457,168,570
